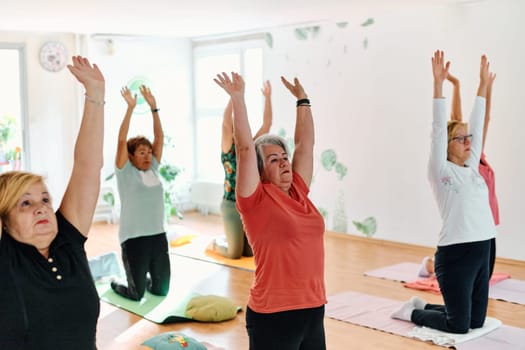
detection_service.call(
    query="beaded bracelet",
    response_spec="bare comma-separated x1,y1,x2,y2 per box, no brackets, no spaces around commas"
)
84,94,105,105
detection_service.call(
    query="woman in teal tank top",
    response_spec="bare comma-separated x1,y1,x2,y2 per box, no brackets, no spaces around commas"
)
208,81,273,259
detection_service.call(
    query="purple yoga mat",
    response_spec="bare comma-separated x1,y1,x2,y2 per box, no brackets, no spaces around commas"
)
488,279,525,305
456,325,525,350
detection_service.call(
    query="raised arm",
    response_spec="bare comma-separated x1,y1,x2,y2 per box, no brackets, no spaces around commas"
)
59,56,105,236
281,76,314,187
116,87,136,169
253,80,273,139
432,50,449,99
429,50,451,179
477,55,489,98
483,72,496,150
221,99,234,153
214,72,259,197
468,55,490,165
447,73,462,121
141,85,164,163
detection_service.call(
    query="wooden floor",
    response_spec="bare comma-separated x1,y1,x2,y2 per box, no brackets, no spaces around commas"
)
86,212,525,350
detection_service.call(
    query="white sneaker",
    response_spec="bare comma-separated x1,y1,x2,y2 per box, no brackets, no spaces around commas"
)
411,296,427,310
418,256,432,277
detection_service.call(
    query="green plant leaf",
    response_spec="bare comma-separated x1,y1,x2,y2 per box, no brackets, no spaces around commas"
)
102,192,115,206
361,18,375,27
352,216,377,237
321,149,337,171
264,33,273,48
335,162,348,180
159,164,181,182
294,28,309,40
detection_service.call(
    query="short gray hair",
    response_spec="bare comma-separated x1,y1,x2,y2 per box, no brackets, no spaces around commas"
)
254,134,290,175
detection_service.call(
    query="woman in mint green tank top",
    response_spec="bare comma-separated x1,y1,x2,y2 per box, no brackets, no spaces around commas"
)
111,85,170,301
208,81,273,259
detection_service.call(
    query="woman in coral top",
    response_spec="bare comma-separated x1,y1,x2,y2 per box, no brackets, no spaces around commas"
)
214,72,326,350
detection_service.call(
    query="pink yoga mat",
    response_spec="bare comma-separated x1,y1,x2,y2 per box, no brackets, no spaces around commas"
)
364,263,522,304
326,291,414,336
326,291,525,348
363,262,420,282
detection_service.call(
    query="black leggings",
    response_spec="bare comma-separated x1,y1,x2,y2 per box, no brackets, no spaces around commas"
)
111,233,170,301
246,305,326,350
412,239,491,333
488,237,496,278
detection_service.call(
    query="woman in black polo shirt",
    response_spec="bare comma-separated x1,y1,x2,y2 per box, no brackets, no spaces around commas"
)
0,56,105,350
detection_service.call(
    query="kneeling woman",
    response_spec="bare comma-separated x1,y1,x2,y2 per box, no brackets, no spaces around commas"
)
391,51,496,334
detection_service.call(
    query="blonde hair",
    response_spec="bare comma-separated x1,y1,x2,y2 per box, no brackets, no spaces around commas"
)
0,171,44,221
447,120,468,143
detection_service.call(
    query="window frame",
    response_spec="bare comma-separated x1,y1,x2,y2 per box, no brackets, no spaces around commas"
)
192,35,266,183
0,43,30,170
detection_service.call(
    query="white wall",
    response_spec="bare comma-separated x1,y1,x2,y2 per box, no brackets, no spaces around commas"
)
0,32,194,214
85,35,194,210
264,0,525,260
2,0,523,261
0,31,78,205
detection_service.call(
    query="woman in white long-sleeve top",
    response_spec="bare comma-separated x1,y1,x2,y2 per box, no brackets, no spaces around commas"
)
391,51,496,334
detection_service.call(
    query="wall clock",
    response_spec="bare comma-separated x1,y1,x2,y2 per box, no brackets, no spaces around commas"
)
39,41,68,72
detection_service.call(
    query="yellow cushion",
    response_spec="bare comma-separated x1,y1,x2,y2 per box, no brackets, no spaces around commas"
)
185,295,238,322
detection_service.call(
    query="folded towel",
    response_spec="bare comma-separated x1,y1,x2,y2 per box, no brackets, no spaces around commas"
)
408,317,502,346
404,272,511,294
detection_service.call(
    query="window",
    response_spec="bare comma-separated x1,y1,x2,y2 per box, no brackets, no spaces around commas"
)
193,38,265,182
0,44,28,172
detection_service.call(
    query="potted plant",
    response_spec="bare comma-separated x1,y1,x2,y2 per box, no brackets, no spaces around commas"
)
0,115,17,167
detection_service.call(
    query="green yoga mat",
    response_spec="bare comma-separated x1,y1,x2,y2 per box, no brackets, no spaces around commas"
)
96,281,199,324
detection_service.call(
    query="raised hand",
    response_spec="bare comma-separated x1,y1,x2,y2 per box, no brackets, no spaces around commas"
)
139,85,157,109
446,72,459,85
431,50,450,84
120,86,137,108
214,72,245,97
281,76,307,99
261,80,271,98
67,56,104,94
487,72,496,90
480,55,490,83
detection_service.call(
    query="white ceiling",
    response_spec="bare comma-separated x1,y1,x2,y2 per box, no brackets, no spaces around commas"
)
1,0,469,38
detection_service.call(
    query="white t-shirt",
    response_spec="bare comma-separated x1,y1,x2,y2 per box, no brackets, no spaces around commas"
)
428,97,496,246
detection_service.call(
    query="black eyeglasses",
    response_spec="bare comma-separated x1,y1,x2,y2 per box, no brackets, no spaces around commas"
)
451,134,473,144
